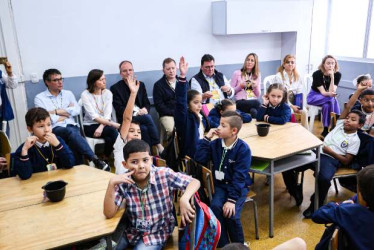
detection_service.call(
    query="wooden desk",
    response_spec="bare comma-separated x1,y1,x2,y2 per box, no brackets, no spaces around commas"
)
242,124,322,238
0,165,112,212
238,120,298,139
0,165,124,249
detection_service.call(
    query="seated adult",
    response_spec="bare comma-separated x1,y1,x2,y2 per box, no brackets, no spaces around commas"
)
153,58,178,141
0,59,18,134
307,55,341,137
81,69,119,161
111,61,163,153
34,69,109,170
190,54,234,105
230,53,261,117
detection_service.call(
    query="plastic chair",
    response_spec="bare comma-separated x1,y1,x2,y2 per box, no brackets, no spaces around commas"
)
304,75,323,132
1,121,7,134
77,99,105,166
201,164,259,240
262,75,277,93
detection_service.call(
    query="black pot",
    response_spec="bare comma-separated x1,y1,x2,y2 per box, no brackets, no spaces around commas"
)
256,123,270,137
42,180,68,202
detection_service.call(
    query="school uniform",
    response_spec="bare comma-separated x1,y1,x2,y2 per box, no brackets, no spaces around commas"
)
195,137,252,247
208,108,252,128
174,80,207,158
256,102,291,124
14,136,75,180
313,202,374,250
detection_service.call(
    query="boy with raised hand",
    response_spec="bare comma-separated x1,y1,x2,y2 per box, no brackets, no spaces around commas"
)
195,110,252,248
14,107,75,180
104,139,200,249
313,165,374,250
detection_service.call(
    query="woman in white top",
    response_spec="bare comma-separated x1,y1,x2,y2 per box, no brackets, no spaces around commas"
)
274,55,309,129
81,69,119,160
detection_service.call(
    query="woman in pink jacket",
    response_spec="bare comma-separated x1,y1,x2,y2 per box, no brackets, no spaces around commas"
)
231,53,261,117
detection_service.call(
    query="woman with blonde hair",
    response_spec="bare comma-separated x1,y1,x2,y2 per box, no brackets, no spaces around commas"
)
230,53,261,117
275,55,309,129
307,55,341,137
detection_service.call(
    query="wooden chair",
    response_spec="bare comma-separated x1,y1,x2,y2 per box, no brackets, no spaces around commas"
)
0,131,12,175
332,167,358,194
153,156,167,167
201,165,259,240
329,228,339,250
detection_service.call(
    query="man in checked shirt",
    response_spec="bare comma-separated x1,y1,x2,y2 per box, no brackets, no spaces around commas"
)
104,139,200,249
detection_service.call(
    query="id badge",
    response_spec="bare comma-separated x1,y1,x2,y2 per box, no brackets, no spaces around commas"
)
136,219,151,232
46,163,57,171
246,90,255,99
215,170,225,181
212,89,220,100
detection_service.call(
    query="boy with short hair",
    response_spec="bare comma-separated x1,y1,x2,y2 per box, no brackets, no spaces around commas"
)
195,110,252,247
303,109,366,218
14,107,75,180
312,165,374,249
104,139,200,249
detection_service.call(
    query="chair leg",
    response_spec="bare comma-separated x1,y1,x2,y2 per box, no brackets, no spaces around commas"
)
252,200,259,240
333,178,339,194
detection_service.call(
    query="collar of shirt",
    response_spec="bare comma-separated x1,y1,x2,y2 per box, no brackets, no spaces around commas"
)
221,137,238,150
35,140,50,148
268,103,280,109
45,89,62,97
129,166,157,190
203,72,215,79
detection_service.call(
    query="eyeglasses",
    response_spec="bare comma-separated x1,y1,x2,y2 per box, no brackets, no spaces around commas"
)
48,78,64,82
203,65,214,69
286,61,295,64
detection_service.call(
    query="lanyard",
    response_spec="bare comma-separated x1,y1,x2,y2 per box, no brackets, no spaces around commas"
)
137,187,148,220
91,93,105,115
207,78,217,88
218,148,228,172
50,93,63,109
34,145,55,164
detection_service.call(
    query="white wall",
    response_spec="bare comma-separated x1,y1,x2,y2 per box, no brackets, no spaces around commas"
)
12,0,282,80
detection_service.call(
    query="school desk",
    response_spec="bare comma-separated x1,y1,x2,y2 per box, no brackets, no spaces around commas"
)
238,119,299,139
242,123,322,238
0,165,123,249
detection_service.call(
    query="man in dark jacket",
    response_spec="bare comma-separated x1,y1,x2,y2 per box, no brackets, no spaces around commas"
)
111,61,163,152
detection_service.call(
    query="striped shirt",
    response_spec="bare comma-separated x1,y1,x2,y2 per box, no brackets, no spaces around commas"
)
114,166,192,246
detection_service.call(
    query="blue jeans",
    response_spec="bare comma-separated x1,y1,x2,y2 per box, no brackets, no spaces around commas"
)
116,235,163,250
210,186,248,248
132,114,160,147
53,125,95,163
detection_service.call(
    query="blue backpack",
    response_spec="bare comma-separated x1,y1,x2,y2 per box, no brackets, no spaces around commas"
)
179,193,221,249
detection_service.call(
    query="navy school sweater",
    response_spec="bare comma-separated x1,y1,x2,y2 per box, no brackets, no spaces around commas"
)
15,136,75,180
194,138,252,203
256,102,291,125
208,107,252,128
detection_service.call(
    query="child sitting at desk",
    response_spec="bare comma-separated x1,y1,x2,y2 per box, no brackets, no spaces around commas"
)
14,107,75,180
113,75,142,174
195,111,252,248
256,83,291,124
208,99,252,128
104,139,200,249
312,165,374,250
302,108,365,218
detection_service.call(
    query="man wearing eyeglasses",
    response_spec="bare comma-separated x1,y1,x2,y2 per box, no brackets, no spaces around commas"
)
34,69,109,171
190,54,234,104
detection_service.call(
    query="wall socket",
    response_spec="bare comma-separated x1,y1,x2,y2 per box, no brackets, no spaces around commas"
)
30,73,39,83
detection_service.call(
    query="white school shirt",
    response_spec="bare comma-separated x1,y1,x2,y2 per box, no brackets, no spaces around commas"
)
81,89,113,125
113,135,127,175
190,73,234,105
34,89,80,128
0,72,18,107
323,120,360,157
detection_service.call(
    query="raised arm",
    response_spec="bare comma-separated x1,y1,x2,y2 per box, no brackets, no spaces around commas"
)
341,84,369,119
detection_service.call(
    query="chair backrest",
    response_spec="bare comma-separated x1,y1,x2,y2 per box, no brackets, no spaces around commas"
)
76,99,87,137
262,75,277,94
330,228,339,250
1,121,7,133
111,105,117,123
304,74,313,93
0,131,12,174
201,166,214,202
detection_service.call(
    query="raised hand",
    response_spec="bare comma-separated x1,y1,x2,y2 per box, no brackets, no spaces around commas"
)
179,56,189,77
110,170,135,186
3,61,13,76
262,94,269,105
127,75,140,94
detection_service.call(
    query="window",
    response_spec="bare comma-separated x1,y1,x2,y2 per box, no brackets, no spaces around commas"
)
328,0,372,59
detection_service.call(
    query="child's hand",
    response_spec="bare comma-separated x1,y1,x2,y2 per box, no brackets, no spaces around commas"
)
179,56,189,78
44,132,60,147
357,83,369,92
127,76,140,94
342,199,354,204
109,170,135,186
322,145,333,155
223,201,235,218
206,128,217,139
23,136,38,151
180,196,195,226
262,94,269,105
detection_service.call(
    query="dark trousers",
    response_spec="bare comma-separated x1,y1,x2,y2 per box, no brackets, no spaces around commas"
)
132,114,160,147
53,125,95,164
236,99,261,118
210,186,248,247
84,124,118,157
